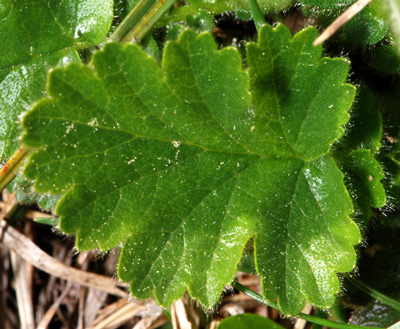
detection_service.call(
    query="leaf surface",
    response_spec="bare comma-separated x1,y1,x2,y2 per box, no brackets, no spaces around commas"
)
22,25,361,314
246,25,361,313
0,0,113,159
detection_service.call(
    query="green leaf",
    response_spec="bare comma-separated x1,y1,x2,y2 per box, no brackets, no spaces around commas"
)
0,50,80,158
22,25,361,315
350,302,400,328
0,0,113,208
341,149,386,226
380,155,400,204
245,25,360,314
372,91,400,205
247,25,354,160
0,0,113,67
373,45,400,74
299,0,356,9
0,0,113,159
163,0,292,25
185,9,214,33
345,274,400,311
333,88,386,226
336,88,382,155
7,174,62,212
217,313,285,329
342,7,388,45
380,0,400,54
187,0,291,11
346,212,400,327
115,0,139,18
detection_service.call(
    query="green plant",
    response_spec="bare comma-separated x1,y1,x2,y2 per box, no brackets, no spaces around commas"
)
2,0,400,327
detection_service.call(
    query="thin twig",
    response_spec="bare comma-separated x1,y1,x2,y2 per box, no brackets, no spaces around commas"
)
88,299,146,329
36,281,74,329
313,0,372,46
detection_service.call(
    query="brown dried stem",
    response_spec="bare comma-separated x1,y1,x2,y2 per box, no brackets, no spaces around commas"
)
0,219,128,298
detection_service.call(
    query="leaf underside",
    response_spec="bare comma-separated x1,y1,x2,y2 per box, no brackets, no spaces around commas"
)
22,25,361,315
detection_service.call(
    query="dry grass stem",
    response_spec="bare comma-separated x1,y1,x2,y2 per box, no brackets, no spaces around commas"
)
134,313,169,329
83,289,109,326
293,303,313,329
171,298,196,329
87,298,162,329
36,281,74,329
10,251,35,329
0,219,128,298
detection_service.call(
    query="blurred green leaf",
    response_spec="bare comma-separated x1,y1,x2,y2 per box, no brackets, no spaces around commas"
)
163,0,291,24
187,0,292,11
217,313,285,329
373,45,400,74
299,0,356,9
380,0,400,54
347,212,400,327
342,7,388,45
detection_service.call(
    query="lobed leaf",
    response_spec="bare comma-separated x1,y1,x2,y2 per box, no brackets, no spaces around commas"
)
22,25,361,314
